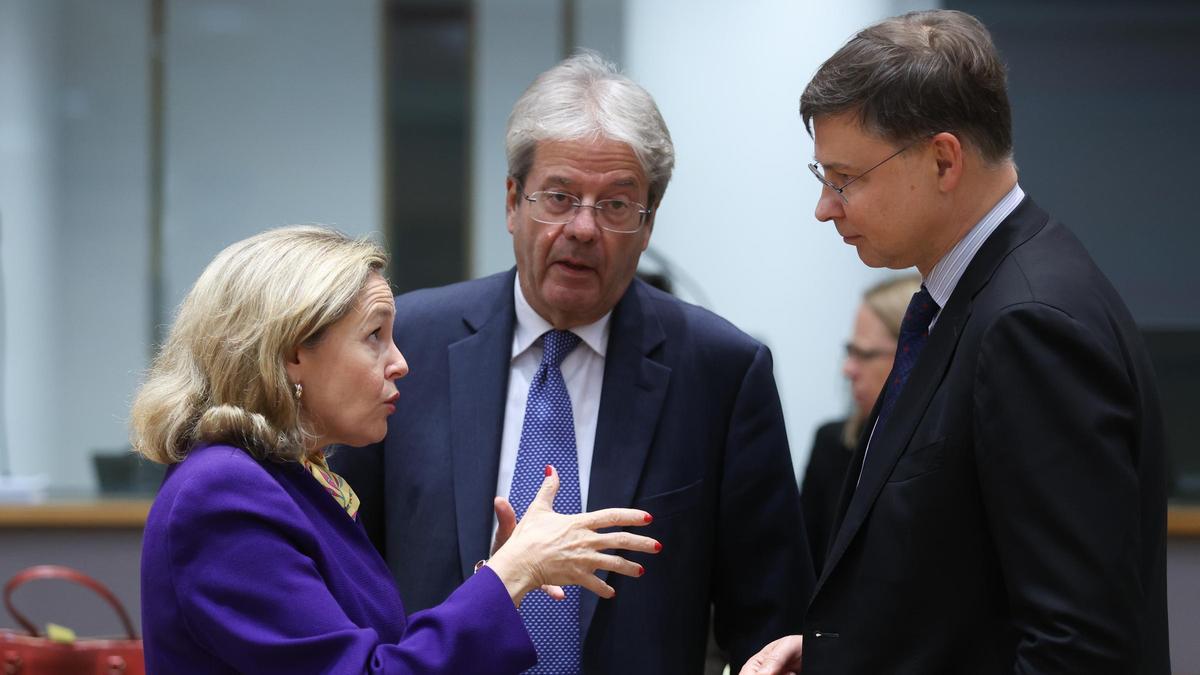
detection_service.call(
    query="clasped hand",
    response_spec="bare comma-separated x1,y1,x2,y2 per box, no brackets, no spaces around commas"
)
486,465,661,606
739,635,804,675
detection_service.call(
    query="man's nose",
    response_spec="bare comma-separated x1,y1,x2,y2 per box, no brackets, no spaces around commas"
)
564,205,600,241
814,188,844,222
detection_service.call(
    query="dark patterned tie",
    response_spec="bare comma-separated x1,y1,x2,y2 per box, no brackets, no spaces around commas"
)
873,286,940,436
508,329,583,675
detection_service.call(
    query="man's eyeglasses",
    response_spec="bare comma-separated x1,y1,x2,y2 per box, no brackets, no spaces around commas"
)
808,137,928,204
519,187,652,234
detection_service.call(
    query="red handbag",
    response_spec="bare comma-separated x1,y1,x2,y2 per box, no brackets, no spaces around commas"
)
0,565,144,674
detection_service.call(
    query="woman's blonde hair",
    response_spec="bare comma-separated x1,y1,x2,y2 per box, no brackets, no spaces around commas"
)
842,273,923,448
130,225,388,464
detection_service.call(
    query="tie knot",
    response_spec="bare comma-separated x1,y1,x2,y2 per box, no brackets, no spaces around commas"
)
540,330,581,368
901,287,940,336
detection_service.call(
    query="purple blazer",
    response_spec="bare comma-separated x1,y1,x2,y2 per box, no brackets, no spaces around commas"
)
141,443,536,674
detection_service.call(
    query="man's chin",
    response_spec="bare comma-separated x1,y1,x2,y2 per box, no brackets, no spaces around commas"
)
539,289,604,327
854,248,886,269
855,248,908,271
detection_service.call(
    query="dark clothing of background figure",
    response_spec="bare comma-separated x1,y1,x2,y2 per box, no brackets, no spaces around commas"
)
801,197,1170,674
331,269,813,674
800,420,853,576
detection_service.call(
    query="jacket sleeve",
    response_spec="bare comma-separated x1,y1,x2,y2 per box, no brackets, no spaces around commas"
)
712,343,814,669
163,465,536,674
975,303,1145,674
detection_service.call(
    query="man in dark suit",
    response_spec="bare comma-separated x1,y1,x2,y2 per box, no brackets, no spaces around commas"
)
333,52,812,674
745,9,1169,675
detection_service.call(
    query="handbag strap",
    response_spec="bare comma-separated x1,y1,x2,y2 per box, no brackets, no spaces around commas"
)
3,565,138,640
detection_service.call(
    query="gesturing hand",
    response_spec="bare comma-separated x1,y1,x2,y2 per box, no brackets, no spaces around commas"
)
491,495,566,600
486,465,661,607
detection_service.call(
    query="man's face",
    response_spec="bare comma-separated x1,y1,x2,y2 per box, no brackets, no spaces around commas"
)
507,138,653,328
811,113,943,273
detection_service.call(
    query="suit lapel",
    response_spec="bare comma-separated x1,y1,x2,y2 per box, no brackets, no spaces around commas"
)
448,271,517,579
815,197,1050,597
816,302,966,593
579,280,670,638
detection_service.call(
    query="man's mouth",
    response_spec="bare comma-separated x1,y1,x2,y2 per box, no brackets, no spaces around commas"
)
554,259,593,272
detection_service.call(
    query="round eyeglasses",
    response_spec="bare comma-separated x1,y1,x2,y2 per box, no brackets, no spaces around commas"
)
520,189,652,234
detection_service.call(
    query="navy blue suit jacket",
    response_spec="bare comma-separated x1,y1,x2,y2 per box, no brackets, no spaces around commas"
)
332,270,812,673
802,197,1170,674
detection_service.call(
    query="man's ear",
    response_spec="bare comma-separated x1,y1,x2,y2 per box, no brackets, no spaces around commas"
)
639,212,655,252
931,132,964,192
506,177,520,235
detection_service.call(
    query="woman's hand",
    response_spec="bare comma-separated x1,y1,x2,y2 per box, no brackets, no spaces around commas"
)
486,465,661,607
491,496,565,600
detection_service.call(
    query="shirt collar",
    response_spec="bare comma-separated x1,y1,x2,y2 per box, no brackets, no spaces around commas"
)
512,276,611,360
925,182,1025,310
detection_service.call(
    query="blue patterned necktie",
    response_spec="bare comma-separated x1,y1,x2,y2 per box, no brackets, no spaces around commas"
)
508,329,583,675
874,286,939,436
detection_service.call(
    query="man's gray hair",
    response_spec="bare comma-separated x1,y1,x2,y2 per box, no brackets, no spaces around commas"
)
506,50,675,207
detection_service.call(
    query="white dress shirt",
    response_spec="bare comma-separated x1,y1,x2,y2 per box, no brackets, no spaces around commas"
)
493,277,610,535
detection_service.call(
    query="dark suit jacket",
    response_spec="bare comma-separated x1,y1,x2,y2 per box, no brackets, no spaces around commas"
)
332,270,812,674
800,420,853,576
802,198,1170,674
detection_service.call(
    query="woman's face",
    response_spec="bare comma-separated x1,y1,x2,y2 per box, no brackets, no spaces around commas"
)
287,272,407,452
842,303,898,417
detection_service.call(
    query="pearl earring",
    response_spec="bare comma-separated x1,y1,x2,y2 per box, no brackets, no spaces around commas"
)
294,383,303,400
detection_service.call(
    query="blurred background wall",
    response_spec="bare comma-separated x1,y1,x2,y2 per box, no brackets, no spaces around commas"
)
5,0,1196,494
0,0,380,487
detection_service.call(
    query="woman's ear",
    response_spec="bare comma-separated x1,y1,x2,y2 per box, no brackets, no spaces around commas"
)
284,345,303,386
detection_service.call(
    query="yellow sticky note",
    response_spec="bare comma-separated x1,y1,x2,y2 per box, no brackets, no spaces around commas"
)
46,623,76,644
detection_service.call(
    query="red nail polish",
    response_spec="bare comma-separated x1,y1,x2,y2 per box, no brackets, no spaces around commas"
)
638,564,645,577
654,541,662,552
643,513,653,524
544,465,552,477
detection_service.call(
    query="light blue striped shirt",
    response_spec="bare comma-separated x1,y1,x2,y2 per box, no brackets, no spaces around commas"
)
925,183,1025,329
857,182,1025,485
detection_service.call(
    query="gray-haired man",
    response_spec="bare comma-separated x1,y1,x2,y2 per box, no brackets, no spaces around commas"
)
335,52,813,674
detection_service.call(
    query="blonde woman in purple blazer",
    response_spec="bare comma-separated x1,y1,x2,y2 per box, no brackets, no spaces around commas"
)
132,226,659,674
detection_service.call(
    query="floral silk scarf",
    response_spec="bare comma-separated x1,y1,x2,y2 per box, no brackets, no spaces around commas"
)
299,454,361,521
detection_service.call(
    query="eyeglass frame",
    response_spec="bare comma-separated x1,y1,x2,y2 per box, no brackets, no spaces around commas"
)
844,342,895,362
807,134,935,204
515,182,653,234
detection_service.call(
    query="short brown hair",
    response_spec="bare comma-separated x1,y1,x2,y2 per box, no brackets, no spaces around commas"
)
800,10,1012,163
